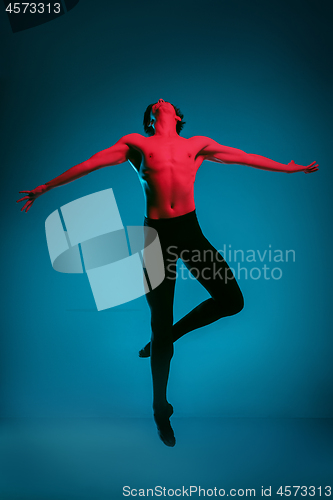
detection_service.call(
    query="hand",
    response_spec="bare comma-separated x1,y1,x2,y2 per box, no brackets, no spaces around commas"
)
287,160,319,174
16,184,47,213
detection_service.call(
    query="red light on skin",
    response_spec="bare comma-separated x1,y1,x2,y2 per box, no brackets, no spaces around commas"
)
151,100,182,122
152,98,166,113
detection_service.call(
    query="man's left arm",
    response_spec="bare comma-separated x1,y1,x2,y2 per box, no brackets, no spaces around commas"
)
197,137,319,174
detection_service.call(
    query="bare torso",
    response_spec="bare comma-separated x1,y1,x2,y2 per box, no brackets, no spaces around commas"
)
124,134,206,219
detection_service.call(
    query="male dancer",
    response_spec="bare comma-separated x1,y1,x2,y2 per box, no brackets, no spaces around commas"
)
17,99,318,446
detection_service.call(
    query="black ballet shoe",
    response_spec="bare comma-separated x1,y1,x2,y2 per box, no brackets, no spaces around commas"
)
153,404,176,447
138,342,151,358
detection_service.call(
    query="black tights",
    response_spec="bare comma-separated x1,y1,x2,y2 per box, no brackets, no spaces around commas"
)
144,210,244,409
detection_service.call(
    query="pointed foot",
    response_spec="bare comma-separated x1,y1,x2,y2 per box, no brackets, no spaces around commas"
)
153,403,175,447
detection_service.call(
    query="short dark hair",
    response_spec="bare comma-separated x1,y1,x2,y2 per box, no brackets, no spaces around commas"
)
143,102,186,136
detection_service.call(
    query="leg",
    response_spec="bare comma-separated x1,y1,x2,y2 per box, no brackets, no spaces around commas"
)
145,265,177,446
172,233,244,340
141,218,180,446
146,277,175,409
140,222,244,356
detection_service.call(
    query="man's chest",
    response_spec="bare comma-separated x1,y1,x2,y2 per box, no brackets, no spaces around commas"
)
141,138,201,169
128,136,203,174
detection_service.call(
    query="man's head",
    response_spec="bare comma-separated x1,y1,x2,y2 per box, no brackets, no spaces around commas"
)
143,99,186,136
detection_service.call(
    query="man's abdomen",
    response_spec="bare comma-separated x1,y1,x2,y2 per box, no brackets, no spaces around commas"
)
143,175,196,219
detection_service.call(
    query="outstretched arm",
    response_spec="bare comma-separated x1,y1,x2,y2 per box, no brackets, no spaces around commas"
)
17,134,138,212
197,137,319,174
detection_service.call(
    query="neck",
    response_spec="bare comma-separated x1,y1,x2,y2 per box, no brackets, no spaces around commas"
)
153,116,179,137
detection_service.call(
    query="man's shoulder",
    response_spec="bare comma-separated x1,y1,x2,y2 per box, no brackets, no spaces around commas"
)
189,135,213,142
116,133,148,150
188,135,215,149
120,132,145,142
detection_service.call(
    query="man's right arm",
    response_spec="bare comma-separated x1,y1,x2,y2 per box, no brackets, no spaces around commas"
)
17,134,140,212
43,133,138,192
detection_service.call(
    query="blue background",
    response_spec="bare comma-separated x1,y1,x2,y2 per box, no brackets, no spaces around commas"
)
1,0,332,498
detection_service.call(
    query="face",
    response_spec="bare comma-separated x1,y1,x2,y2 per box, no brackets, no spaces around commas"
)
150,99,181,125
151,98,173,113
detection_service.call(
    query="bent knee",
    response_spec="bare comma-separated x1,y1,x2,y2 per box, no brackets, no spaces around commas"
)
234,292,244,314
217,291,244,316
